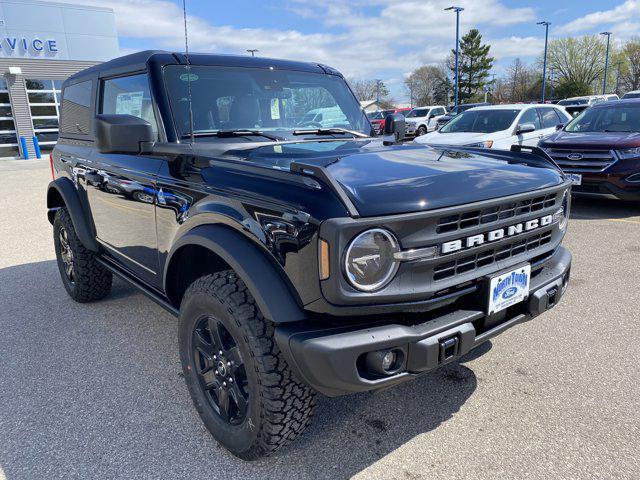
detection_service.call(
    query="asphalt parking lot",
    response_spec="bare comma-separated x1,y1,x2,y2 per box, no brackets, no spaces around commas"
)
1,160,639,480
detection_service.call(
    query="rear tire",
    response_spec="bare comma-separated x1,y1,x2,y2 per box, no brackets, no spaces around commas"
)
179,271,316,460
53,208,112,302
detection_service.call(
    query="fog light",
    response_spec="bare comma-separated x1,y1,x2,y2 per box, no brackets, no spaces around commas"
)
364,348,404,376
381,351,396,371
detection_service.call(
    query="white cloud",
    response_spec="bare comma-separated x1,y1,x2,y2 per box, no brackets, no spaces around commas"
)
559,0,639,35
40,0,538,79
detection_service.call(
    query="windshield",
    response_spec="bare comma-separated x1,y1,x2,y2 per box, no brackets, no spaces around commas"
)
440,109,519,133
565,105,640,133
558,98,588,106
367,111,384,120
164,65,370,139
623,92,640,99
406,108,428,118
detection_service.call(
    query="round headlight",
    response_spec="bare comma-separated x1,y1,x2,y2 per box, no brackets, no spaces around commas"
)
344,228,400,292
554,190,570,232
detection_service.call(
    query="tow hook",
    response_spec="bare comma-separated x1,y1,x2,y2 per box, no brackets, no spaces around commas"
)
439,336,460,363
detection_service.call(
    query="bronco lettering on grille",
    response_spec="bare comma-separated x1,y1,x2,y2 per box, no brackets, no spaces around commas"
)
441,214,553,254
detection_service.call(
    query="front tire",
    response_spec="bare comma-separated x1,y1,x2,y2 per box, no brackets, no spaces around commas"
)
179,271,316,460
417,125,428,136
53,208,112,302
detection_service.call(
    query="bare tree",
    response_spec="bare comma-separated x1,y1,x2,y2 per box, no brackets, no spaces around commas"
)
404,65,451,106
348,78,390,103
505,58,536,102
619,38,640,92
546,35,607,89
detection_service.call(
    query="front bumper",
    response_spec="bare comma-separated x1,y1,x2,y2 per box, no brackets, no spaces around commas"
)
276,246,571,397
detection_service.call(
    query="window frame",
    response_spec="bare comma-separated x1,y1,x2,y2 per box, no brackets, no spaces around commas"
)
537,107,563,130
98,71,161,141
515,107,542,132
58,77,96,141
26,79,61,147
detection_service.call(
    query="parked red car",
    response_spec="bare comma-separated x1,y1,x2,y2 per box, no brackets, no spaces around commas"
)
539,99,640,200
367,108,412,135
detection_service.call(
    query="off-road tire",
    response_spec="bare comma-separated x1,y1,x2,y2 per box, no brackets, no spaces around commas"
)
53,208,112,302
179,271,316,460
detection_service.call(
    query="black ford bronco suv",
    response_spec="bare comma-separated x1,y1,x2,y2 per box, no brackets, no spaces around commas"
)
47,51,572,460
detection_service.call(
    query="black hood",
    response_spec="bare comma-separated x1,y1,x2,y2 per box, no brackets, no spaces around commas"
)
206,139,565,217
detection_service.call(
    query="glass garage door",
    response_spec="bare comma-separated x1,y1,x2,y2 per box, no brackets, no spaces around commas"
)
26,79,62,155
0,79,19,159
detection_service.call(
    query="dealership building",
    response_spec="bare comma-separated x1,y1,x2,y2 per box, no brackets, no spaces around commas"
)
0,0,118,159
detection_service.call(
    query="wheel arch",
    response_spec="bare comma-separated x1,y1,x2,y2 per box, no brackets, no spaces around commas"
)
46,178,99,251
164,224,307,324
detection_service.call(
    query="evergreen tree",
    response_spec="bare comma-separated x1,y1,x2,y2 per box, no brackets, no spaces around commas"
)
450,29,494,102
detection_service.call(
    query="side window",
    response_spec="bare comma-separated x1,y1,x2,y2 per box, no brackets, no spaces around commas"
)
100,73,159,139
538,108,561,129
555,108,570,123
518,108,541,131
60,80,92,136
436,108,445,115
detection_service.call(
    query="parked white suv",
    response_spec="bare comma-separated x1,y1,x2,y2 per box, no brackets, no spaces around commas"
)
413,104,572,150
404,105,447,136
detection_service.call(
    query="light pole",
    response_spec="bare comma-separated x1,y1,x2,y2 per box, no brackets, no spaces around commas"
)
246,49,258,57
600,32,612,94
537,21,551,103
445,6,464,108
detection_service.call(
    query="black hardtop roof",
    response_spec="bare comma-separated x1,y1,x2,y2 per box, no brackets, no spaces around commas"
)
65,50,338,85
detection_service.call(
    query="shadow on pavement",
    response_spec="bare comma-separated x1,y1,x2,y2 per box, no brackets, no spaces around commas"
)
0,260,483,479
570,195,640,221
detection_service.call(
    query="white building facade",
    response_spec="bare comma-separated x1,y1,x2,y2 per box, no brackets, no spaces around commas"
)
0,0,118,159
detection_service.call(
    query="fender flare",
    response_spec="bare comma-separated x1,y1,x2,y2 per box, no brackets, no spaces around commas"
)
46,178,99,251
165,224,307,323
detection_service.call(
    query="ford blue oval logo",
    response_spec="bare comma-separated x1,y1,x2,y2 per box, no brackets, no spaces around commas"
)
567,153,583,160
502,287,518,300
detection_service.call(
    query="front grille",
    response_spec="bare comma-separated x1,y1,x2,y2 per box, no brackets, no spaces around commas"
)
436,193,557,234
433,230,553,281
546,148,617,172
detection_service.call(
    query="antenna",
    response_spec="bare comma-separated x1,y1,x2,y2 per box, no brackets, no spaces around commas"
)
182,0,195,144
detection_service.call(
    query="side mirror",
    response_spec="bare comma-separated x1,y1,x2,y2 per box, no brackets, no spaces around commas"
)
516,123,536,135
555,123,565,131
429,113,436,119
383,113,405,144
94,114,155,154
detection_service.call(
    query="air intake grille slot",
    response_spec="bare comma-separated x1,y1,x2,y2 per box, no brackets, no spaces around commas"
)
547,149,616,173
436,194,557,234
433,231,553,281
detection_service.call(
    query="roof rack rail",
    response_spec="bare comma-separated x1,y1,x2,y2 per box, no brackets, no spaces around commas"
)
289,162,360,218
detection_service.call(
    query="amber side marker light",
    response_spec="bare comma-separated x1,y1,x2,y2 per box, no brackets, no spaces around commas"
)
49,152,55,180
319,239,330,280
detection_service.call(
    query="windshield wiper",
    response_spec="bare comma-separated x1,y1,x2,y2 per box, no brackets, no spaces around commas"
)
292,128,369,138
181,130,285,141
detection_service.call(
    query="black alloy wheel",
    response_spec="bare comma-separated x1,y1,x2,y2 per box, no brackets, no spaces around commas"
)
192,315,249,425
58,226,75,284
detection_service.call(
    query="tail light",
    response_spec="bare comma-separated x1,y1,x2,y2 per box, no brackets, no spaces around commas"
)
49,152,55,180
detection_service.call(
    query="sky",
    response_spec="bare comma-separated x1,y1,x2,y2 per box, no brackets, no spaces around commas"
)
44,0,639,101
